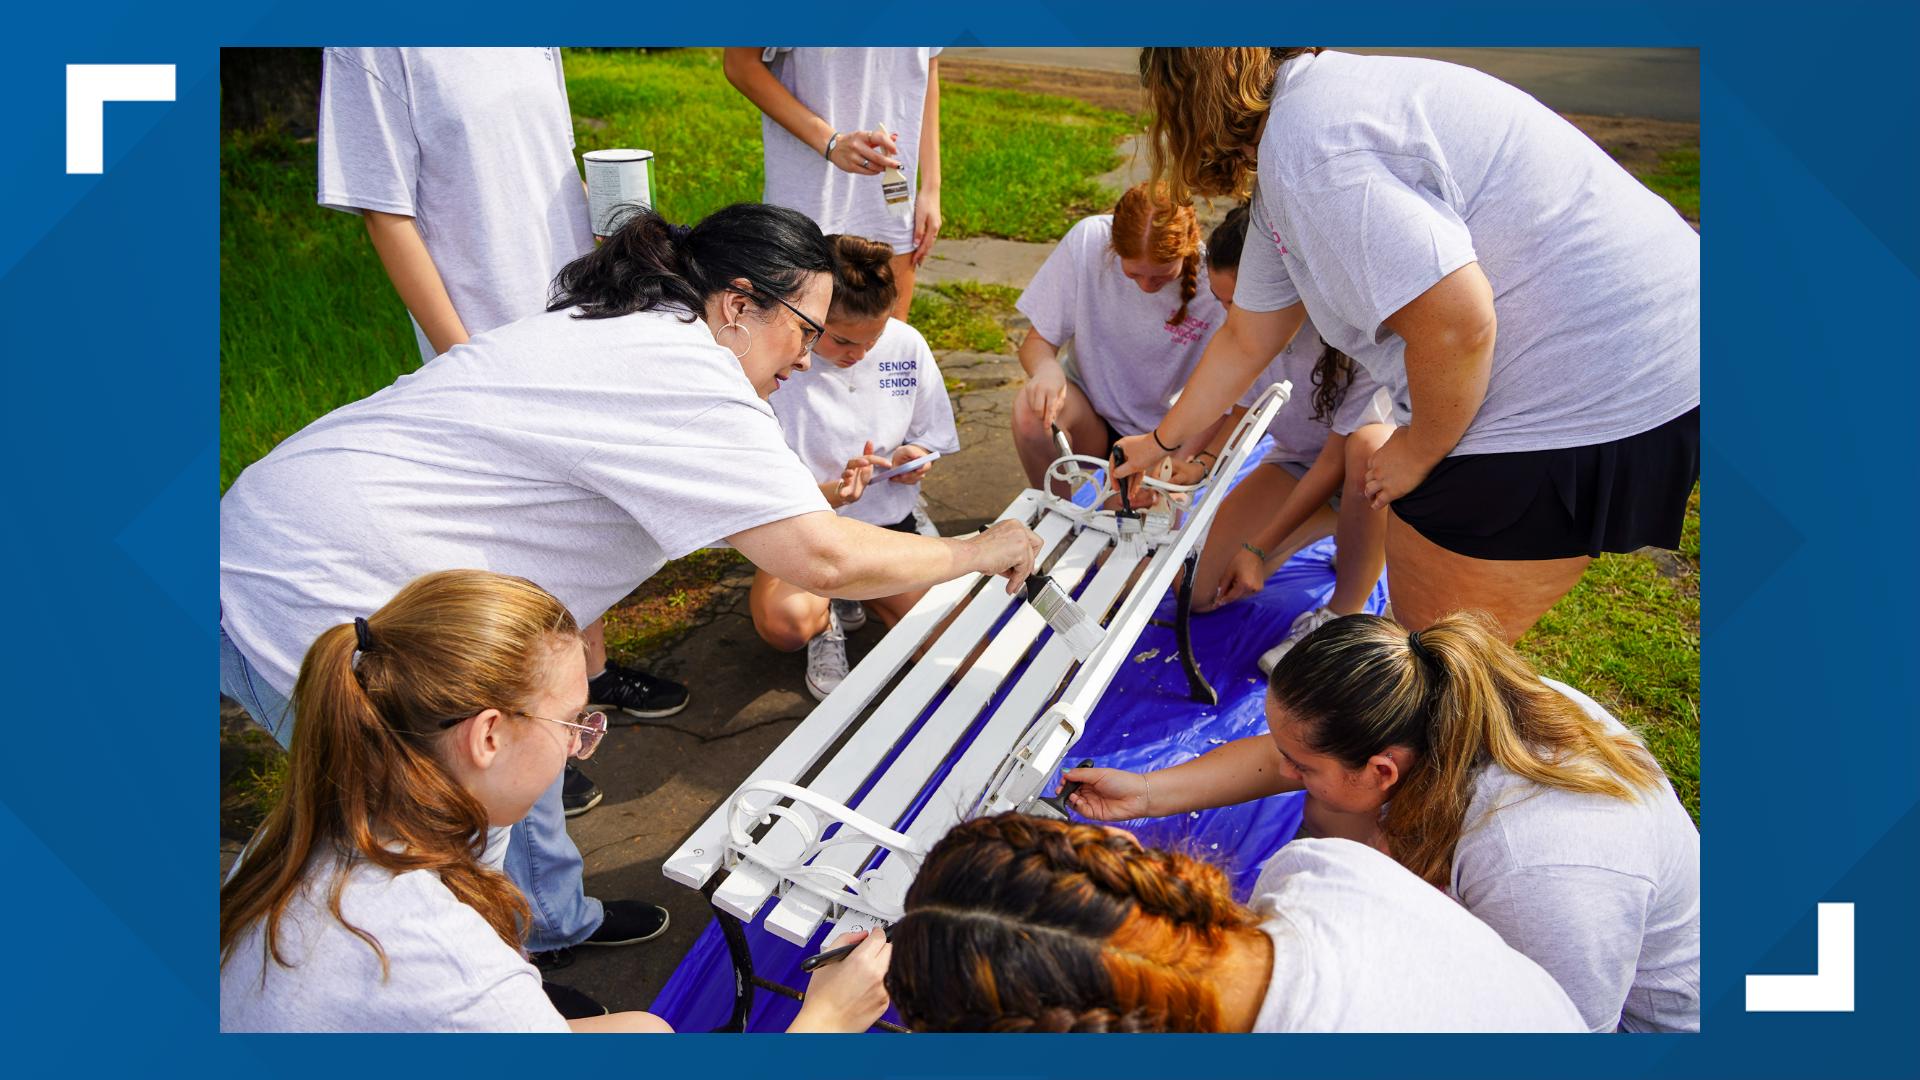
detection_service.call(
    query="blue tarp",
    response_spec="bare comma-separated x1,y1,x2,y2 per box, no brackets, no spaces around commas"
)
648,443,1388,1031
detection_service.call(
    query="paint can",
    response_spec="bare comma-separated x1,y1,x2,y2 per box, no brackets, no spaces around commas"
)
582,148,654,236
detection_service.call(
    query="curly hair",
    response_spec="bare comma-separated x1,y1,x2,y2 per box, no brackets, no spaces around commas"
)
886,813,1264,1032
1139,48,1320,204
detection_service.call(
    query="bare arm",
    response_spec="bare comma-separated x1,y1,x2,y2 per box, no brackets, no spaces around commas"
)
1112,302,1307,481
1067,734,1299,820
1016,328,1070,431
569,1011,674,1033
911,58,942,266
722,48,898,175
728,511,1039,600
1363,262,1497,506
362,210,468,356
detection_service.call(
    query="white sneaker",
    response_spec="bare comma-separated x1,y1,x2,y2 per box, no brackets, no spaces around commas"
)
911,495,940,537
1258,605,1340,676
830,598,868,632
805,609,851,702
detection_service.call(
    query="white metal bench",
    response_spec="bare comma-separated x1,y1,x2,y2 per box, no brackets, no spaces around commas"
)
663,381,1292,1029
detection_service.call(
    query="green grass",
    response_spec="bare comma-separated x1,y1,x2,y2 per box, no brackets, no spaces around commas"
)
1518,487,1700,820
562,48,1133,241
908,281,1023,354
219,49,1136,489
1635,149,1700,223
220,128,420,489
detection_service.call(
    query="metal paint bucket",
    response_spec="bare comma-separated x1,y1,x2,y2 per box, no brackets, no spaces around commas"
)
582,148,654,236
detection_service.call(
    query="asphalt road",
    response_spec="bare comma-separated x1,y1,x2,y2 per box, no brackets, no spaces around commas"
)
940,47,1699,122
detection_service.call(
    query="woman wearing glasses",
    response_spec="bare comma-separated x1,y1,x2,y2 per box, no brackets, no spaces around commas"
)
219,203,1042,1015
220,570,893,1032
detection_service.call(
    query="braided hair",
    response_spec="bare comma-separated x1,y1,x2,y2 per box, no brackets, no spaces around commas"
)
1110,182,1203,329
886,813,1262,1032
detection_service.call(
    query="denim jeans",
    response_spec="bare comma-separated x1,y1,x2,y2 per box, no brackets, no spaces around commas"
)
218,618,602,947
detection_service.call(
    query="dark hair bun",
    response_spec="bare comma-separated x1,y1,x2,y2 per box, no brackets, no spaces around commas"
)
825,233,899,321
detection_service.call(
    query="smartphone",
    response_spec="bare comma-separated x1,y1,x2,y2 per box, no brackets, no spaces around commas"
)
869,450,943,483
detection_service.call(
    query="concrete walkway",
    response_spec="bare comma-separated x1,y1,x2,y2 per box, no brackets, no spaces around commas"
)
942,46,1699,122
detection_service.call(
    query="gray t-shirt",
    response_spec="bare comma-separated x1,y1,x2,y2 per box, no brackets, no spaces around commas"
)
1451,679,1702,1032
1249,838,1585,1032
1017,214,1229,437
220,307,829,694
759,48,941,254
220,850,568,1032
318,48,595,359
1238,318,1394,467
769,319,960,527
1234,51,1699,456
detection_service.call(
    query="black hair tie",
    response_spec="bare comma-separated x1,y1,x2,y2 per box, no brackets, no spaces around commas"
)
1407,629,1437,672
354,616,377,654
668,223,692,243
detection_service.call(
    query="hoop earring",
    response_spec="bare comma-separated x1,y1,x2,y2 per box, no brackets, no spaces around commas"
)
714,319,752,361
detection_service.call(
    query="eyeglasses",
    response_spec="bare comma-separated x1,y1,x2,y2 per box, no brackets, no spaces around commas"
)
521,710,608,760
437,708,608,760
765,292,825,354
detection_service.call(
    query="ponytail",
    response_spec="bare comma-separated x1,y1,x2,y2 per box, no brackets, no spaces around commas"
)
220,570,579,979
1269,612,1666,887
1109,182,1203,328
547,203,833,323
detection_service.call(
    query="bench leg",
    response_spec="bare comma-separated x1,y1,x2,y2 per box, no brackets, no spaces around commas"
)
705,887,757,1032
1175,550,1217,706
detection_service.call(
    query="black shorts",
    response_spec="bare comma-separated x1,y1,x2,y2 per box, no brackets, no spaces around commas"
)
1391,406,1699,561
882,510,919,534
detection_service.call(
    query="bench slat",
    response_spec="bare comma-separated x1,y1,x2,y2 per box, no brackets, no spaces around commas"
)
707,510,1078,920
660,491,1041,891
762,525,1114,943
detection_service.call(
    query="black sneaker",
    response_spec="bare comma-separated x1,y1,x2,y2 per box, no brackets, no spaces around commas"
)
589,662,690,723
561,762,603,818
583,899,671,946
542,980,608,1019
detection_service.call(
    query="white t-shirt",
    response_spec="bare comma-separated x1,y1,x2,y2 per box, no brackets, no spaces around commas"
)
1238,319,1394,467
1234,51,1699,456
1451,679,1702,1033
759,48,941,254
220,850,568,1032
769,319,960,527
317,48,596,360
220,307,829,694
1017,215,1229,437
1249,838,1585,1032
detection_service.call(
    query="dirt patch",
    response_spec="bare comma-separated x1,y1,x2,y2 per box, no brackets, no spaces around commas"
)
1562,113,1699,176
942,59,1147,117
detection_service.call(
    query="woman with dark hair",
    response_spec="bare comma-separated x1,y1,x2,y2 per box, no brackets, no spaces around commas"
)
1115,48,1699,643
757,234,960,699
220,569,891,1032
219,203,1041,1014
1067,611,1701,1032
1185,203,1395,671
885,813,1583,1032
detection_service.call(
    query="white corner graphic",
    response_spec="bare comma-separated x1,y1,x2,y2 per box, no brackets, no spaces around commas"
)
1746,902,1855,1012
66,64,175,174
